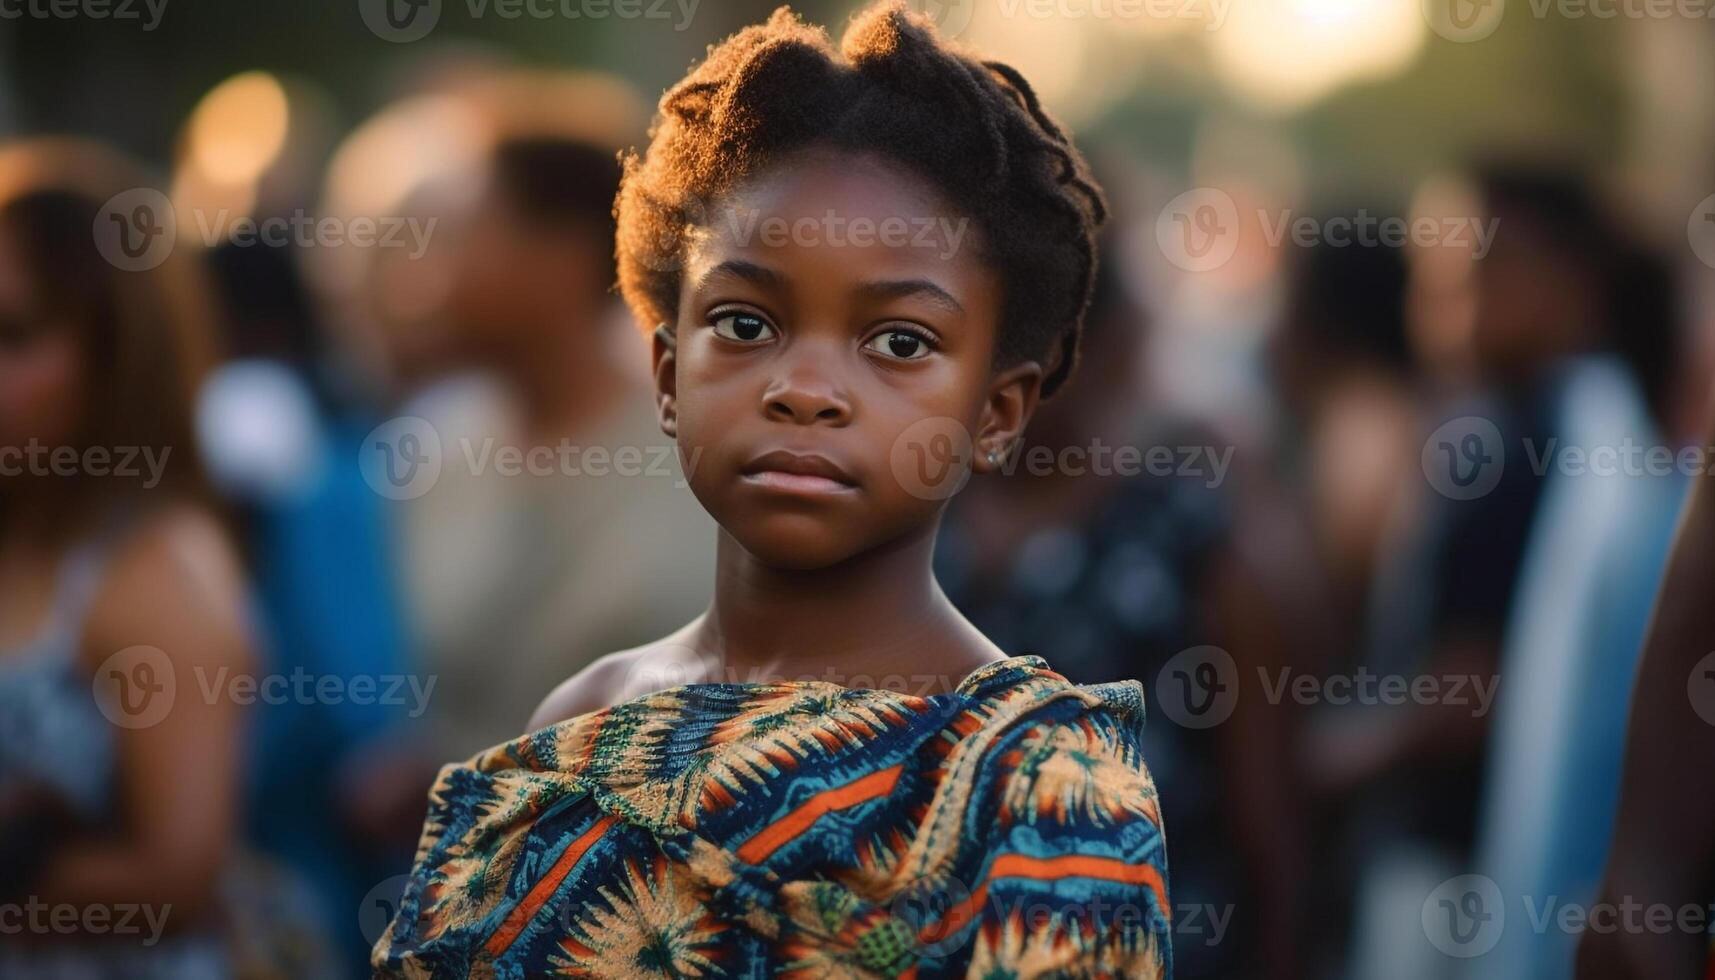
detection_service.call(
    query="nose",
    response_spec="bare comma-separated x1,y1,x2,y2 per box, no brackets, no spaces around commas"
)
762,349,852,426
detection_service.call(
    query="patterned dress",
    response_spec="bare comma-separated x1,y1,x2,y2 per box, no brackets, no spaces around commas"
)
372,656,1173,979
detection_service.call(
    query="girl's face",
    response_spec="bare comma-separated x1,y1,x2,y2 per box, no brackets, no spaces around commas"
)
660,151,1040,570
0,227,82,452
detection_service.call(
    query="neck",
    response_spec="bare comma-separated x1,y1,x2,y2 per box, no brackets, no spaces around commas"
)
693,518,1000,686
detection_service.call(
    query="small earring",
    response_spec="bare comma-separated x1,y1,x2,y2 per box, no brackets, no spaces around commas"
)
986,448,1001,465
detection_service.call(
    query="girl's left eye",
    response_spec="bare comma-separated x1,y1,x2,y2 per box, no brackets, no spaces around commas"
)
863,328,934,361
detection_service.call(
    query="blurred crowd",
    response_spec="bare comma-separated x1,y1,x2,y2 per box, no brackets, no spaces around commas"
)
2,39,1714,980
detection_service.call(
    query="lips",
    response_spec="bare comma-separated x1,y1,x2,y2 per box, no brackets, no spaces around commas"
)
739,449,859,494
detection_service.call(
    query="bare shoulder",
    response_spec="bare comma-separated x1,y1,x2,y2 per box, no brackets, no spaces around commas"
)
83,503,254,675
526,629,713,734
526,649,638,733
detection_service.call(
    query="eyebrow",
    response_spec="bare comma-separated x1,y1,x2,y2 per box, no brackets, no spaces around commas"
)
695,259,786,292
852,278,965,317
694,261,965,318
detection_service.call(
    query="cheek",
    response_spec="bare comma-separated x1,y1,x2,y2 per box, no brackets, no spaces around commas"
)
0,337,83,446
671,340,744,437
865,387,986,511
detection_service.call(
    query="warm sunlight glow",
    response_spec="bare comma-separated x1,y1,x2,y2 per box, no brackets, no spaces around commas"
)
186,71,290,186
1208,0,1426,112
963,6,1108,125
322,95,488,222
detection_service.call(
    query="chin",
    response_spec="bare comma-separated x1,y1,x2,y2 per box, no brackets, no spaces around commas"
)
727,515,867,571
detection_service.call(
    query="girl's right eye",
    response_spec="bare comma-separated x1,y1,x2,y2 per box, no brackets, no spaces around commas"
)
710,311,776,343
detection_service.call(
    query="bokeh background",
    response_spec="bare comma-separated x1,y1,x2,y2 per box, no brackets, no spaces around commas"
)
3,0,1715,977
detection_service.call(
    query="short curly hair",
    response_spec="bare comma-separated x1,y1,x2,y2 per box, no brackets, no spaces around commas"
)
614,1,1106,397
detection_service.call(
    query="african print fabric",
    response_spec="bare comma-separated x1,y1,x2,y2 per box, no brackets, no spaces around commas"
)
372,655,1172,978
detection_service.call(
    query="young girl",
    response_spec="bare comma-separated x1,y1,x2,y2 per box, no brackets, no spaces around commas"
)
374,4,1172,976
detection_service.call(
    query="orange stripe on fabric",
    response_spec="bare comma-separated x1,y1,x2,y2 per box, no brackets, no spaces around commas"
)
918,852,1172,945
989,853,1170,919
736,765,903,864
483,813,618,957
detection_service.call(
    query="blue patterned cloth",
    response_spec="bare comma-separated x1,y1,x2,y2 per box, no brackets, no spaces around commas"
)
374,656,1172,978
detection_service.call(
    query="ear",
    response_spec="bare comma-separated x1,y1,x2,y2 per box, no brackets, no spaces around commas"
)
651,323,678,438
974,359,1043,474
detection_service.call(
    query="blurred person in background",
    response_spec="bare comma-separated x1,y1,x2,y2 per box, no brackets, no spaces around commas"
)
1261,223,1422,977
1318,165,1622,980
0,140,254,977
394,70,717,759
936,217,1309,979
1469,239,1689,980
1578,323,1715,980
1268,221,1422,660
182,76,428,973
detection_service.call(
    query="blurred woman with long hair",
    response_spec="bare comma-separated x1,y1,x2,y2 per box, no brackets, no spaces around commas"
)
0,139,254,977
